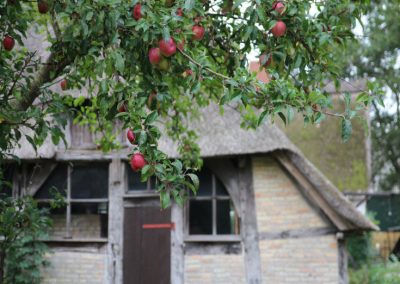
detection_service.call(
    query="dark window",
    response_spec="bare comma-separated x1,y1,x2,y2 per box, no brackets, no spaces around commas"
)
189,200,212,234
127,163,156,192
0,164,15,198
34,162,109,240
35,164,68,199
71,163,108,198
188,167,239,236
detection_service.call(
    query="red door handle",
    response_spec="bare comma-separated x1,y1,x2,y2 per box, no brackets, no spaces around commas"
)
142,223,175,230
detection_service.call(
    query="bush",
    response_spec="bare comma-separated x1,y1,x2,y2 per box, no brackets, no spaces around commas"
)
0,196,52,284
349,257,400,284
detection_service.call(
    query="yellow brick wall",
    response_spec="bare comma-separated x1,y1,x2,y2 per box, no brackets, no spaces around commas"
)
41,249,107,284
260,236,339,283
252,156,327,232
253,156,339,284
184,254,246,284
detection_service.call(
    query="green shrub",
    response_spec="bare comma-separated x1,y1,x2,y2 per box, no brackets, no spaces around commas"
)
349,257,400,284
0,196,52,284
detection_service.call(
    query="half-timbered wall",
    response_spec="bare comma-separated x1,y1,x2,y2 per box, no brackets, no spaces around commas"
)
252,156,340,284
26,154,345,284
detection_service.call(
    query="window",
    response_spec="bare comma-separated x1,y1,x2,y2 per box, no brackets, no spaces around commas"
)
34,162,109,240
186,168,240,240
126,163,156,193
0,164,14,198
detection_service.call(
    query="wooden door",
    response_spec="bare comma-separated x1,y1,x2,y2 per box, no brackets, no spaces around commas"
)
123,206,171,284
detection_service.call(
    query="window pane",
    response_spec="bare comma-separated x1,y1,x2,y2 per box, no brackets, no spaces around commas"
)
38,202,66,239
71,163,109,199
0,164,14,198
216,178,229,196
189,200,212,234
217,200,236,234
127,169,148,191
196,168,213,196
35,164,68,199
71,203,108,238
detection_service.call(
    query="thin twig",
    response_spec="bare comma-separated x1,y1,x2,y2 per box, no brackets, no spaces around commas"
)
178,48,230,80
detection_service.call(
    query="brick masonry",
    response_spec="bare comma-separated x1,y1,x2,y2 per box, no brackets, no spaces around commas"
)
253,156,339,283
184,254,246,284
41,247,107,284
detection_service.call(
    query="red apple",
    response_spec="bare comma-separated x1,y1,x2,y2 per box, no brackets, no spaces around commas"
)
3,36,15,51
176,8,183,17
127,129,136,144
192,25,205,41
148,47,162,65
132,3,141,20
37,1,48,14
130,153,147,171
159,38,176,57
271,21,286,37
60,79,68,90
259,53,272,68
118,103,127,113
272,1,285,15
185,69,193,76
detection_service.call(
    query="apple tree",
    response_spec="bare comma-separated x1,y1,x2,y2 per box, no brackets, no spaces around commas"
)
1,0,380,208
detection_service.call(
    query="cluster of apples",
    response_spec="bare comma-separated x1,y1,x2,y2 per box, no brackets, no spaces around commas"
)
127,129,147,171
117,104,147,172
130,3,205,69
3,1,50,51
259,1,287,68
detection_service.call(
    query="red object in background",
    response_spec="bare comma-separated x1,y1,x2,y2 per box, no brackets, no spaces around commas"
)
142,223,175,230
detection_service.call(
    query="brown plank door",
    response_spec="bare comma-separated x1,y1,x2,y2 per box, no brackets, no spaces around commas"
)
123,206,171,284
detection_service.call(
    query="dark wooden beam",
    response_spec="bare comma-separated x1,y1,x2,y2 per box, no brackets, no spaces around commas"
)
239,156,263,283
259,227,336,240
338,238,349,284
107,159,125,284
171,203,184,284
185,243,242,255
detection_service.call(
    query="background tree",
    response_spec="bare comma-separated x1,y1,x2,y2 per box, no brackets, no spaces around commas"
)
339,0,400,192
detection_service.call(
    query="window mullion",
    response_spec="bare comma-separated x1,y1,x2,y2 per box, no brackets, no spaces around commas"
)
212,174,217,236
66,165,72,239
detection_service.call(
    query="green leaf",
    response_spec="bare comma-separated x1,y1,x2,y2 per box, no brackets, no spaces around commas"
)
187,173,199,190
138,131,147,145
114,52,125,73
145,111,158,124
341,119,352,142
172,160,182,171
184,0,195,10
160,191,171,209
